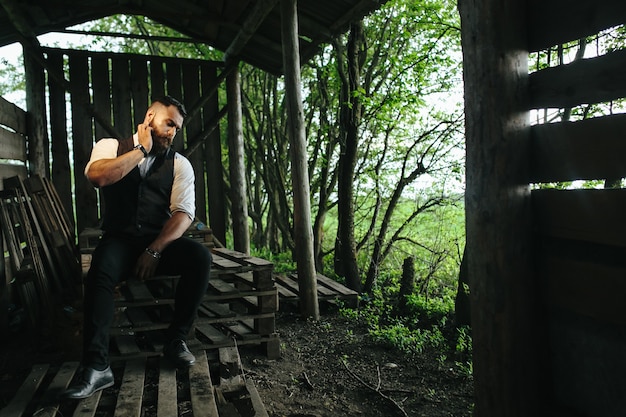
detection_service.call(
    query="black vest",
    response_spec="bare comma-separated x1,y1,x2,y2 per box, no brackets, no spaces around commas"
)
100,137,175,236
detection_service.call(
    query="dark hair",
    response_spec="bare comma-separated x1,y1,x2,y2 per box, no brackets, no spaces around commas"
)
152,95,188,119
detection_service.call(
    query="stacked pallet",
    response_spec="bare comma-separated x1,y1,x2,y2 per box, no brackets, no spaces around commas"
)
0,175,81,333
79,230,281,360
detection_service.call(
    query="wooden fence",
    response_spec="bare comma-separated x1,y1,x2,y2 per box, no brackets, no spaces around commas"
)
527,2,626,415
44,48,226,238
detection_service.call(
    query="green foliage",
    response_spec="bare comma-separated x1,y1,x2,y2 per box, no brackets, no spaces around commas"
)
339,273,473,376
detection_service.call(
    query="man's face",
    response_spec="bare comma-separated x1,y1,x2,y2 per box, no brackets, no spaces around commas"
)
149,105,184,153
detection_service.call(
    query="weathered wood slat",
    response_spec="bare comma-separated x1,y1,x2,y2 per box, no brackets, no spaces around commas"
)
188,350,220,417
529,49,626,109
527,0,626,52
47,50,74,221
72,390,103,417
2,350,270,415
0,128,26,161
113,358,146,417
540,254,626,324
157,358,177,417
530,113,626,183
196,322,231,344
0,364,48,417
69,53,98,234
533,188,626,247
0,165,27,190
35,361,79,417
0,94,26,133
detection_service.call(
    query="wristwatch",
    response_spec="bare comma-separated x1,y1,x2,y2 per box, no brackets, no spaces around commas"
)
133,143,148,157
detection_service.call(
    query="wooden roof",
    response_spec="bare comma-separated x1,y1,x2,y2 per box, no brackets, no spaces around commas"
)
0,0,385,75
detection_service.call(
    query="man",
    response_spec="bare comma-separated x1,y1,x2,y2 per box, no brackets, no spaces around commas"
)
62,96,212,400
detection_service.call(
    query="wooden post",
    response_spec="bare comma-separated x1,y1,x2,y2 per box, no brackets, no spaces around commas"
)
459,0,544,415
23,46,49,178
281,0,319,320
226,66,250,254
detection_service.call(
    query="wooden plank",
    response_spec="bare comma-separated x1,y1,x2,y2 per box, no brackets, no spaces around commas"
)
69,53,98,235
114,335,142,356
157,357,177,417
209,278,239,295
150,60,166,99
126,281,155,302
48,50,74,220
213,247,274,268
246,379,270,417
0,165,27,190
113,358,146,417
529,49,626,109
316,273,358,297
35,362,79,417
530,114,626,183
111,57,133,137
72,390,103,417
196,322,230,344
540,254,626,324
0,94,26,133
200,301,236,318
527,0,626,52
0,364,49,417
533,188,626,247
130,59,149,127
0,128,26,161
188,350,219,417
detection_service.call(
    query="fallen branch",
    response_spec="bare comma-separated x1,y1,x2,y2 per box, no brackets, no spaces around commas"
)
341,360,409,417
301,371,315,390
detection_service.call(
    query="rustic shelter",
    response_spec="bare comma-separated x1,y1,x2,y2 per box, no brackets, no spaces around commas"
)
460,0,626,416
0,0,625,416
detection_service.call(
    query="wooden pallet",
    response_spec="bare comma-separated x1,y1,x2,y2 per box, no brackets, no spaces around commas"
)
94,247,281,360
275,272,359,308
0,347,267,417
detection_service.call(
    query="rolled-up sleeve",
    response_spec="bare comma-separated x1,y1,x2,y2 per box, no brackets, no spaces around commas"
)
84,138,118,177
171,153,195,220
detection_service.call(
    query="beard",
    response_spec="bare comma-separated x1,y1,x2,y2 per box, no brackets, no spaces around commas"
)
149,125,173,154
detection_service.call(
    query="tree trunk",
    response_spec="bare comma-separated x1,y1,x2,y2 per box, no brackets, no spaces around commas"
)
397,257,415,317
281,0,319,320
334,21,364,293
227,67,250,254
454,246,471,327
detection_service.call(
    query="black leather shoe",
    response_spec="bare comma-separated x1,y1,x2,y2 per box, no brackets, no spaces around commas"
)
163,339,196,367
61,366,114,400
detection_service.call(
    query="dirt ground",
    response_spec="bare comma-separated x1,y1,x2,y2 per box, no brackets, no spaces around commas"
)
0,306,474,417
240,309,474,417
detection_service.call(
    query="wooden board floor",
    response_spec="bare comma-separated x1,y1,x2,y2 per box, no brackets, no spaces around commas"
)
0,348,268,417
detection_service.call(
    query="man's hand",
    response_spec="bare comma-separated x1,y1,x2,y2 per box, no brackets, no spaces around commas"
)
137,112,154,153
133,250,160,281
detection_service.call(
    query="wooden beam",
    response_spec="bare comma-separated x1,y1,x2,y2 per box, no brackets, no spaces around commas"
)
529,48,626,109
281,0,319,320
459,0,543,414
530,113,626,183
223,0,280,64
527,0,626,52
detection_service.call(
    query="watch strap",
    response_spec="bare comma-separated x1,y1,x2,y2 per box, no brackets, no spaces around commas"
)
134,143,148,157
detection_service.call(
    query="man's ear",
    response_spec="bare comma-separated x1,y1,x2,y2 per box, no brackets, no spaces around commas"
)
143,108,155,125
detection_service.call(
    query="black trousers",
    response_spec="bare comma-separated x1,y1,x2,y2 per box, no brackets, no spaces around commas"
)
82,233,212,368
